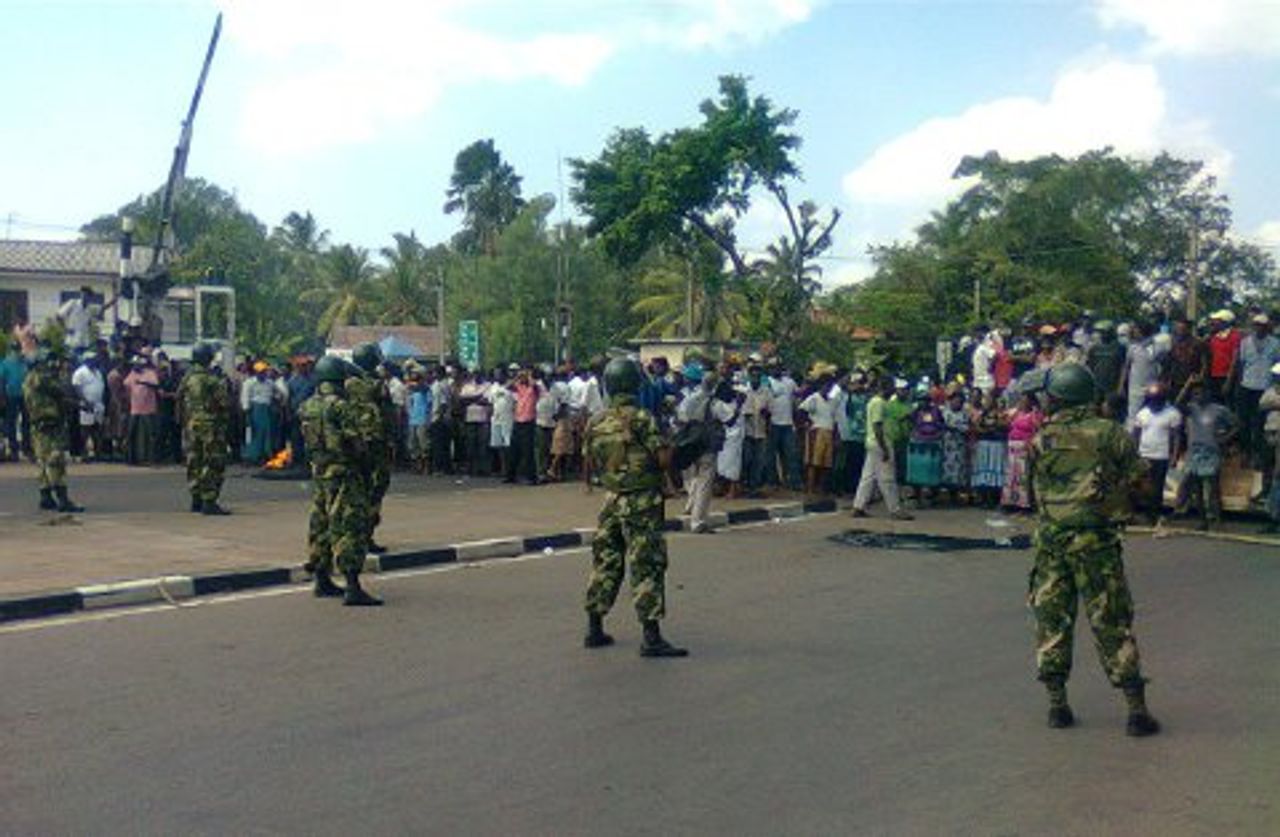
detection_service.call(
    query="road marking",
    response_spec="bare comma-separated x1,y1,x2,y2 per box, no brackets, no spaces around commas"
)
0,513,827,636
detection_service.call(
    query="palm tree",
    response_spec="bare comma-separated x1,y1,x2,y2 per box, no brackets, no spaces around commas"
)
303,244,376,338
377,232,435,325
630,260,743,340
444,139,525,257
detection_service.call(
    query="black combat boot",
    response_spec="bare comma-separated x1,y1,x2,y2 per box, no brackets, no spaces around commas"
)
313,569,344,598
584,612,614,648
54,486,84,513
39,488,57,511
342,571,383,607
1123,682,1161,737
201,500,231,516
367,540,388,555
190,496,203,513
1044,676,1075,729
639,620,688,658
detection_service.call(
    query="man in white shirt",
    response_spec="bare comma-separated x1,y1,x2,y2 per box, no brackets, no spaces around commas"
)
57,286,99,351
1132,383,1182,524
972,331,997,394
487,370,515,481
71,352,106,460
765,363,801,491
677,365,731,533
799,374,837,495
459,372,491,476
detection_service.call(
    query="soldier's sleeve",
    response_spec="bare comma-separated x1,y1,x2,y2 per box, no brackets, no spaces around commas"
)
1106,422,1148,494
638,409,664,456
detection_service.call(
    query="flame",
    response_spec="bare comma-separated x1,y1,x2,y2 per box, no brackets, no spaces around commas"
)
263,445,292,470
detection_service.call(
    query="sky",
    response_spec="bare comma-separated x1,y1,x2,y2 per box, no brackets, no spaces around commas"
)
2,0,1279,285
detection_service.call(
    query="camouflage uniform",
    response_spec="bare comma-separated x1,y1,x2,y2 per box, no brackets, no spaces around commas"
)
584,394,669,622
1028,405,1147,688
22,362,72,489
300,381,369,577
345,373,393,537
178,364,229,506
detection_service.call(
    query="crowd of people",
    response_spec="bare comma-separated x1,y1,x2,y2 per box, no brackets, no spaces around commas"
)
6,300,1280,535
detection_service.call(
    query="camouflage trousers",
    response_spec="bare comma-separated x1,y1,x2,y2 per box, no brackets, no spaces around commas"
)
31,425,68,489
367,453,391,533
1029,524,1144,687
307,470,370,576
185,422,226,503
585,490,668,622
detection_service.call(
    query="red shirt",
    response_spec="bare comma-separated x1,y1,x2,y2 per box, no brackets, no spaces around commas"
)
994,348,1014,390
1208,329,1241,379
513,380,541,423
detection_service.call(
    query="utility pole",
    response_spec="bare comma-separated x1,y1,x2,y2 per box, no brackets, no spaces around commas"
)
436,266,446,365
973,275,981,321
1187,226,1201,322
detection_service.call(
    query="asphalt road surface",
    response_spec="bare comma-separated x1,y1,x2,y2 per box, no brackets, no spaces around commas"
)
2,516,1277,836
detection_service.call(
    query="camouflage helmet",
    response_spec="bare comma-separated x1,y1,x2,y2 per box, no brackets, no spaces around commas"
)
603,357,644,396
191,342,216,367
1046,363,1096,406
351,342,383,373
315,355,348,384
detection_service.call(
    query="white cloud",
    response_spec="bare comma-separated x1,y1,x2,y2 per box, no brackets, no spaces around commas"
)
1095,0,1280,57
842,59,1230,209
221,0,816,154
1256,220,1280,243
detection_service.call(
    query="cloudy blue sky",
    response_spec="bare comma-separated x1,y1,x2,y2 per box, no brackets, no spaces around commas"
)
3,0,1278,282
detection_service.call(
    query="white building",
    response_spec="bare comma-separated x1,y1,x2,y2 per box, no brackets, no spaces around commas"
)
0,239,156,334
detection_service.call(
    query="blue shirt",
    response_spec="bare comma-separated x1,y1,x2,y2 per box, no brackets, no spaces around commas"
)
408,388,431,427
1,354,27,398
1239,334,1280,391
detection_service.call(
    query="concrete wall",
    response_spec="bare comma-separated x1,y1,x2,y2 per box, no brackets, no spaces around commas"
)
0,273,114,328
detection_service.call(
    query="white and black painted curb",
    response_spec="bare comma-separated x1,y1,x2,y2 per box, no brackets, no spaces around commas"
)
0,500,838,624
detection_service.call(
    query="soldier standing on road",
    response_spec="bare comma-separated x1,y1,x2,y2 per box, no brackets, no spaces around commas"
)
582,357,687,658
346,343,393,554
23,346,85,513
178,342,231,515
300,356,382,606
1027,363,1160,736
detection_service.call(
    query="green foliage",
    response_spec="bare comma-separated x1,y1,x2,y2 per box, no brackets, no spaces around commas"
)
444,139,526,257
838,148,1278,369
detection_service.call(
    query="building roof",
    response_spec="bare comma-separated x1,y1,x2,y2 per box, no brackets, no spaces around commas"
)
329,324,443,356
0,239,158,277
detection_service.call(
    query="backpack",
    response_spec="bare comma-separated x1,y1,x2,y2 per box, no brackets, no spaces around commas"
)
672,395,724,471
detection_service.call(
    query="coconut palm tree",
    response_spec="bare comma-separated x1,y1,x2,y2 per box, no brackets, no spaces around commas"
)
377,232,435,325
303,244,376,338
630,260,744,340
444,139,525,257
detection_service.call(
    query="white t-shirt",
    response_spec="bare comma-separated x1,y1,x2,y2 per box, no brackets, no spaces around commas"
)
767,376,797,426
71,364,105,424
58,298,96,349
535,385,559,428
1134,405,1182,460
799,391,835,430
487,382,514,427
461,382,490,423
566,376,588,410
972,340,995,391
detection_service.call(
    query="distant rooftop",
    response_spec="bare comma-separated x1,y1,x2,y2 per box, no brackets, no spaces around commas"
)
0,239,159,276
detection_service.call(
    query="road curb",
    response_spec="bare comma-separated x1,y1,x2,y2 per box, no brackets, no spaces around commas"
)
0,501,840,624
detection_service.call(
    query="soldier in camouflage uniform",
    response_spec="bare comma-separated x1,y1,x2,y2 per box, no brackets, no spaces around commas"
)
23,345,84,512
1027,363,1159,736
582,357,687,658
300,356,382,606
346,342,394,554
178,342,231,515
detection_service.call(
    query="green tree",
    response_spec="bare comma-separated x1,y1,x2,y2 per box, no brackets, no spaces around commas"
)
443,139,526,257
377,232,437,325
304,244,376,338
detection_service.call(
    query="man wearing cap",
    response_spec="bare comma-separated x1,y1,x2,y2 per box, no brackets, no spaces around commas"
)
1236,313,1280,470
1207,310,1241,403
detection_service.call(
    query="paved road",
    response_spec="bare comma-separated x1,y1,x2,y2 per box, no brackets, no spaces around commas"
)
2,516,1277,835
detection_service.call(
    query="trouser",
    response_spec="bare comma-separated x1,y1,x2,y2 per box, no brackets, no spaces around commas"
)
1029,524,1143,687
31,425,68,489
243,403,273,463
836,441,866,495
1183,471,1222,521
742,436,768,490
126,413,157,465
683,454,715,529
430,420,452,473
186,424,227,503
535,425,553,477
1141,458,1168,518
766,424,801,489
1238,387,1265,468
465,422,489,475
584,490,667,622
852,444,901,513
2,397,22,457
511,421,536,482
306,471,370,576
408,423,430,467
